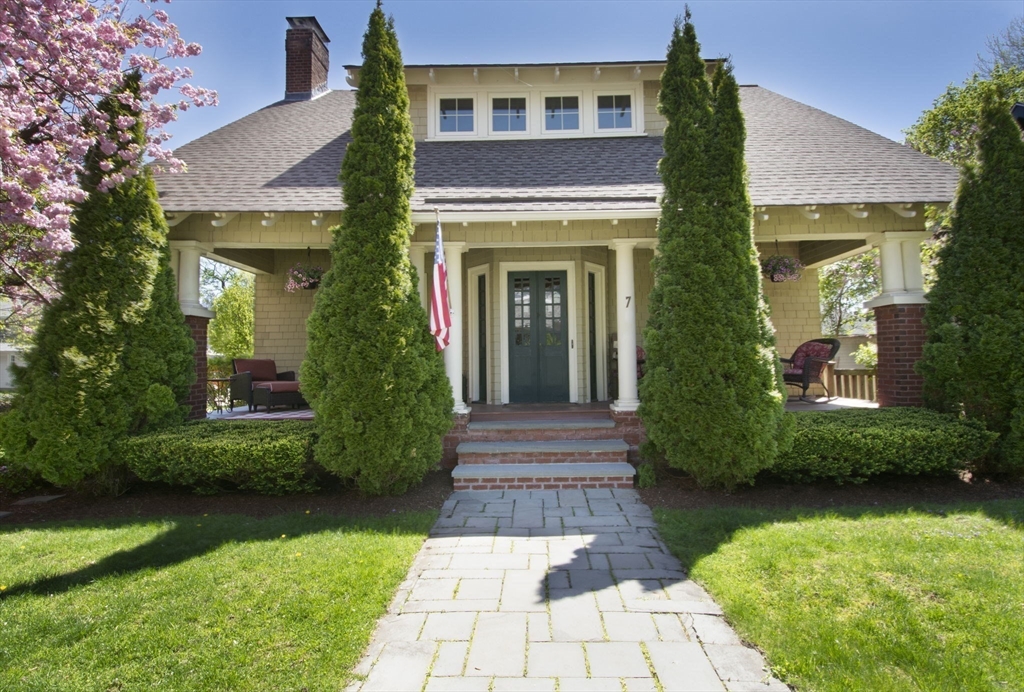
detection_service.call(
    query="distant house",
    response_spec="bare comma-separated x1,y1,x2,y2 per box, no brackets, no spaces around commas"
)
0,300,25,390
155,16,957,470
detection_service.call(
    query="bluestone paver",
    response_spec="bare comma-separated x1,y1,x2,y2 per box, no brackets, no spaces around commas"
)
347,489,786,691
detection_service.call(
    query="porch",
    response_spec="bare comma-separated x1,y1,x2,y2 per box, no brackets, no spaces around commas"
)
209,396,878,422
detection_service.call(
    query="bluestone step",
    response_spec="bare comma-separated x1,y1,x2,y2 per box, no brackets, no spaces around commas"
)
451,462,635,491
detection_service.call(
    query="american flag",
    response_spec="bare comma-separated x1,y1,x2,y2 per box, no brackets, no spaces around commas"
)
429,215,452,351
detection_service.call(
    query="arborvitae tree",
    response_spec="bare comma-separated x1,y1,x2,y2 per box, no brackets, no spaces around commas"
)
918,86,1024,472
0,73,194,490
300,6,452,495
639,13,792,489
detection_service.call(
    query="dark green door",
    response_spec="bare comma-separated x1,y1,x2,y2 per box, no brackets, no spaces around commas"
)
509,271,570,403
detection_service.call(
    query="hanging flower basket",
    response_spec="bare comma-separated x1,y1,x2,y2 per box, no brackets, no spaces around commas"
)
760,255,804,283
285,262,324,292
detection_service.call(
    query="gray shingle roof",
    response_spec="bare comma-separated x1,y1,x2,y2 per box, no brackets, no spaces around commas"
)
155,86,958,213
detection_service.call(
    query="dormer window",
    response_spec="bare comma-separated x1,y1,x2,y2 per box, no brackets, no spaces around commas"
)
492,97,527,132
439,97,474,133
597,95,632,129
544,96,580,131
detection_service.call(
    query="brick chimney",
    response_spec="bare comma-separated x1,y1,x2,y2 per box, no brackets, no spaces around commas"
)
285,16,330,101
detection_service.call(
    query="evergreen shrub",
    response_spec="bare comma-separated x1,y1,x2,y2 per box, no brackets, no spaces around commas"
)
300,7,452,495
639,12,792,489
120,420,317,495
917,86,1024,473
0,74,194,491
771,409,996,484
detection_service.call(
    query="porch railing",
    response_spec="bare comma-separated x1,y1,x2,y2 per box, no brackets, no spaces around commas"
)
826,368,877,402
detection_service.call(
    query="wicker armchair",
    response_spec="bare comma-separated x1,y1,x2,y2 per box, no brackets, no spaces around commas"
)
230,359,306,411
781,339,841,401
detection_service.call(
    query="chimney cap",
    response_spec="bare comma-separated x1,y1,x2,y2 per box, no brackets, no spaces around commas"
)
286,16,330,44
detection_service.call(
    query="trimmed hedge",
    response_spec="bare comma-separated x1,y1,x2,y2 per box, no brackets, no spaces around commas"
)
119,420,317,494
771,408,997,484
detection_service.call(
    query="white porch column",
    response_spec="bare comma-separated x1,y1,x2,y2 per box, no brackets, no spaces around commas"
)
409,243,428,311
865,231,929,309
443,241,470,414
611,239,639,412
169,241,215,319
878,238,905,295
901,239,925,293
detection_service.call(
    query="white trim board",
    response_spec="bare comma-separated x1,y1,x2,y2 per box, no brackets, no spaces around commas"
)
499,260,579,405
584,262,608,402
467,264,491,404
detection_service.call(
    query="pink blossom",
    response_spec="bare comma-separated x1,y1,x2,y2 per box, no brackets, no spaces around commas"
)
1,0,216,310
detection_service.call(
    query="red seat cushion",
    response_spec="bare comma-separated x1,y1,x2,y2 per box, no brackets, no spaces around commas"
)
253,380,301,393
789,341,833,373
234,359,278,381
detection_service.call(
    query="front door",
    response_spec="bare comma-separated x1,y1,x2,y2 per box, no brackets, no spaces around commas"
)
509,271,570,402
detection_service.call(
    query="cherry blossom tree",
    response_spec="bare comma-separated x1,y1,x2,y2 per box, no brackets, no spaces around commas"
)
0,0,216,320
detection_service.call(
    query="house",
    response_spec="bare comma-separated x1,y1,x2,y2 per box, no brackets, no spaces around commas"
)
0,300,26,391
155,16,958,483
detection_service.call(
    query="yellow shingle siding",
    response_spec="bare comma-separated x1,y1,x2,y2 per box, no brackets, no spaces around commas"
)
252,249,330,374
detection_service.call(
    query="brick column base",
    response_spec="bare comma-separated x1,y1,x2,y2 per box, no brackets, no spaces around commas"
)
185,314,210,419
610,409,647,464
873,303,927,407
442,412,470,469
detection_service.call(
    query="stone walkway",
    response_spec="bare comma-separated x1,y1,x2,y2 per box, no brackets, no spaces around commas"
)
349,489,787,692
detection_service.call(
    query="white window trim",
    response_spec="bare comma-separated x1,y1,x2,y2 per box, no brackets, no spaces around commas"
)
499,261,579,404
424,85,645,141
540,91,584,136
487,92,531,137
430,93,479,138
467,264,491,404
584,261,608,402
593,88,641,134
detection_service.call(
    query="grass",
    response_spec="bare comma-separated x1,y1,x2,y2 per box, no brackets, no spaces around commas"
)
655,501,1024,692
0,511,435,691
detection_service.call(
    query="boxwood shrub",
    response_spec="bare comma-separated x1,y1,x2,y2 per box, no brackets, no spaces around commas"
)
119,420,317,494
771,408,997,484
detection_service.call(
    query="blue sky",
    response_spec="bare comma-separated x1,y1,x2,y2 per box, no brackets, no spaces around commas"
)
164,0,1021,147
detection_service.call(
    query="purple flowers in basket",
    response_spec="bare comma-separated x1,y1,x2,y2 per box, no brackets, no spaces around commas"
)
760,255,804,282
285,262,325,292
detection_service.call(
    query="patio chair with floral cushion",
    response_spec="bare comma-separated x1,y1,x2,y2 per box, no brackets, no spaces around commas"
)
230,359,307,411
780,338,841,401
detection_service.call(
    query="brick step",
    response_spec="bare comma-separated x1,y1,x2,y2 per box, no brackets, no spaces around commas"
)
468,419,616,431
452,462,636,491
459,428,625,443
469,406,612,423
457,439,628,465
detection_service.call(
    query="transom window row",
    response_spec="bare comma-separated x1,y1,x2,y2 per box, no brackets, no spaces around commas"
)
439,94,633,133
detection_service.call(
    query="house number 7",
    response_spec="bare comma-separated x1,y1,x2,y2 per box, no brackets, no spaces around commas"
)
625,296,631,307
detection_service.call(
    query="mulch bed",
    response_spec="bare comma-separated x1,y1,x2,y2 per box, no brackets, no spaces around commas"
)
640,470,1024,511
0,471,455,525
2,469,1022,526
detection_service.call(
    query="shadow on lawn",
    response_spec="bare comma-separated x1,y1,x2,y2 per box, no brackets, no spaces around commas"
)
655,499,1024,573
0,512,431,600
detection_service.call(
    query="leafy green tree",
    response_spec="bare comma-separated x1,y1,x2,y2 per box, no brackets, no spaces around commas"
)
905,68,1024,172
639,12,792,489
917,85,1024,473
209,272,254,358
300,6,452,495
0,73,194,491
818,249,880,336
200,258,242,307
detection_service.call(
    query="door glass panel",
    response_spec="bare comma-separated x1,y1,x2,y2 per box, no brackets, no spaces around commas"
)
513,277,531,347
544,276,562,344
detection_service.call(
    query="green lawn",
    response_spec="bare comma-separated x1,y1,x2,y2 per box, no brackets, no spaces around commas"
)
655,501,1024,692
0,511,435,691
